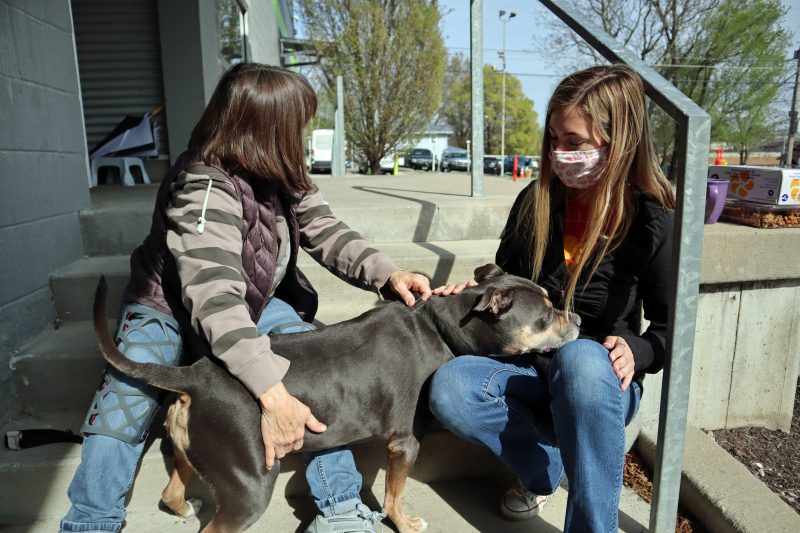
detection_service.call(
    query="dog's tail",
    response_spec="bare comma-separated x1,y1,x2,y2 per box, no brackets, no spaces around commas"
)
94,276,189,394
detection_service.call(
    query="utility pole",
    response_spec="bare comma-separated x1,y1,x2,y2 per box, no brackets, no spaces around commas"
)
499,10,516,173
784,47,800,168
332,76,346,177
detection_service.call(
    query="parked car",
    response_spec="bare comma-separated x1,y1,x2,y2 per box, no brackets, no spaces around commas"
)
356,153,399,174
483,156,503,175
441,150,470,172
503,155,534,175
379,153,397,174
408,148,434,171
529,156,541,172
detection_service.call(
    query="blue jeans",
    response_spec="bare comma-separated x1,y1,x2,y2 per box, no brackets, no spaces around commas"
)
60,298,363,532
429,339,641,533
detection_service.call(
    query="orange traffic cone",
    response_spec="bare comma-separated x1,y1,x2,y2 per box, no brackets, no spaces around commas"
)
513,155,519,181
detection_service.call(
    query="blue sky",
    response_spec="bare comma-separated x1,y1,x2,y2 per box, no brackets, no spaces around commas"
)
438,0,800,127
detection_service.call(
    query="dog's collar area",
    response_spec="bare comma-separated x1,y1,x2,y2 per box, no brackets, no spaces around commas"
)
413,298,427,310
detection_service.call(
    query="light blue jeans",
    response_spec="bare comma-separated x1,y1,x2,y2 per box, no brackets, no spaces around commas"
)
60,298,363,532
429,339,641,533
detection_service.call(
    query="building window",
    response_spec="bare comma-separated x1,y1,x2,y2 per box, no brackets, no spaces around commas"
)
218,0,247,65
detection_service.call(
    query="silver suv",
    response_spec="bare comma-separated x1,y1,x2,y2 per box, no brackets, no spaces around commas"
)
441,150,470,172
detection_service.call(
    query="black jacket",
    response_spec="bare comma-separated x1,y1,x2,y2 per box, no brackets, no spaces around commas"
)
496,181,674,381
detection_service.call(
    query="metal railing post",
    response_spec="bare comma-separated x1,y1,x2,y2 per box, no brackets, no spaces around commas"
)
470,0,484,197
534,2,711,531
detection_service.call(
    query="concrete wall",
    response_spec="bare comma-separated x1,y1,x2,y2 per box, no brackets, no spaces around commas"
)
156,0,288,161
637,225,800,433
247,0,282,65
157,0,223,163
0,0,90,418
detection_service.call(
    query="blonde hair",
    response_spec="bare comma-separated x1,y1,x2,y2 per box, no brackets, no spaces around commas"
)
516,64,674,311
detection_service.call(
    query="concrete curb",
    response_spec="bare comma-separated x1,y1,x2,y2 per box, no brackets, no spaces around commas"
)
638,421,800,533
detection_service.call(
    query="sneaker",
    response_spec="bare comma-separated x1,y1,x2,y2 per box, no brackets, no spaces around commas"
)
304,503,387,533
500,479,549,521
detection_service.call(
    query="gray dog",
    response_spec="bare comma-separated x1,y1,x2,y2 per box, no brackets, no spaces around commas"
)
93,263,580,533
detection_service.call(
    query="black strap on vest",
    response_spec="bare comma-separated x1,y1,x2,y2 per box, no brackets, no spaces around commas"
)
5,429,83,450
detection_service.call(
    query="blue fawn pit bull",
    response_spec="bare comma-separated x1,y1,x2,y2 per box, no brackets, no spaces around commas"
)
93,264,580,532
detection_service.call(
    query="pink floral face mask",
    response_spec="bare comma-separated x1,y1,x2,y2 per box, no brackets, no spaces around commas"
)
550,147,608,189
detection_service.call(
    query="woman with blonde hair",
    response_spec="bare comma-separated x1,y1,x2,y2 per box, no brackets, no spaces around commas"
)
430,64,675,532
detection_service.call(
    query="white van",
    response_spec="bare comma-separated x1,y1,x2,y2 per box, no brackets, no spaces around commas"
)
310,129,334,173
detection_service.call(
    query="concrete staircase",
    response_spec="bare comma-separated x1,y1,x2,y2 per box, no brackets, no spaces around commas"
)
11,172,648,532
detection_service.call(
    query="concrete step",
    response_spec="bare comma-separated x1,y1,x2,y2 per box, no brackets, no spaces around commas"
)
10,321,106,415
80,179,518,255
50,240,500,321
0,410,652,532
0,412,652,532
0,409,521,526
0,480,653,533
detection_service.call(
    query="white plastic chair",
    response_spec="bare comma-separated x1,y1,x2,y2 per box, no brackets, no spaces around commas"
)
90,157,151,187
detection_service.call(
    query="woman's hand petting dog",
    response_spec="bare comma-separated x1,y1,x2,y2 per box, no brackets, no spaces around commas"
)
387,270,433,306
431,280,477,297
258,382,326,470
603,336,635,392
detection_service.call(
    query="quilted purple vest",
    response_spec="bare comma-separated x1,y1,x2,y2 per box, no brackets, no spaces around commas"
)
124,152,318,334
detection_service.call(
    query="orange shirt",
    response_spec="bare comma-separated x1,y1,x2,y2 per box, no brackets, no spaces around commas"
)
563,199,590,267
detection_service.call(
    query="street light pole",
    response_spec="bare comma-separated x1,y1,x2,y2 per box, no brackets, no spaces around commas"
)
784,47,800,167
499,10,516,174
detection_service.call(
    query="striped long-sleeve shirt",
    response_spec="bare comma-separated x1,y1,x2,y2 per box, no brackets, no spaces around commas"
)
166,169,398,398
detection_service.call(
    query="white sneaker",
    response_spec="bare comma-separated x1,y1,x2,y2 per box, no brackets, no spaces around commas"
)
304,503,386,532
500,479,549,521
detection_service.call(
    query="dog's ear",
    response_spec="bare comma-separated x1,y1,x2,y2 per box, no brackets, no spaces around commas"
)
474,264,505,283
473,287,512,316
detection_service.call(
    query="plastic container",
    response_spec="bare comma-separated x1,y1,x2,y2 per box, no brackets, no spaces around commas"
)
719,199,800,229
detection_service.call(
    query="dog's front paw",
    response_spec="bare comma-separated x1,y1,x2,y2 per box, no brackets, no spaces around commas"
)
398,516,428,533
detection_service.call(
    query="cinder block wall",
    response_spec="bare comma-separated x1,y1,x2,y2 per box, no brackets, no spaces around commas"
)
0,0,89,419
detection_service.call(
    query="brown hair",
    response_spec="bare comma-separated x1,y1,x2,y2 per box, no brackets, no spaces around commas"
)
188,63,317,195
516,64,675,311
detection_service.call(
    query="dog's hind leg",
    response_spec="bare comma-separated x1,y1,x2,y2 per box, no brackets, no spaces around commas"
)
383,435,427,533
160,395,204,517
161,450,202,518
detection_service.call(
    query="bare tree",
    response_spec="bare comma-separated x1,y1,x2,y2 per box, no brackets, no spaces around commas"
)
298,0,446,174
543,0,791,175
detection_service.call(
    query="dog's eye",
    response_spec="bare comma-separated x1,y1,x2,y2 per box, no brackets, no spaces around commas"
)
538,308,554,329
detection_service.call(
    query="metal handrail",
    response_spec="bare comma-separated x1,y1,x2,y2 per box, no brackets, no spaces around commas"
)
470,1,711,531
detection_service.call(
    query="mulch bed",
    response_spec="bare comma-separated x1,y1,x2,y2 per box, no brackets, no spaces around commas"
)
623,383,800,531
623,451,707,533
709,383,800,514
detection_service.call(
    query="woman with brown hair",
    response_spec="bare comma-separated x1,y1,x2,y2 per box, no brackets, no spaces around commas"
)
60,63,430,533
429,64,675,532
